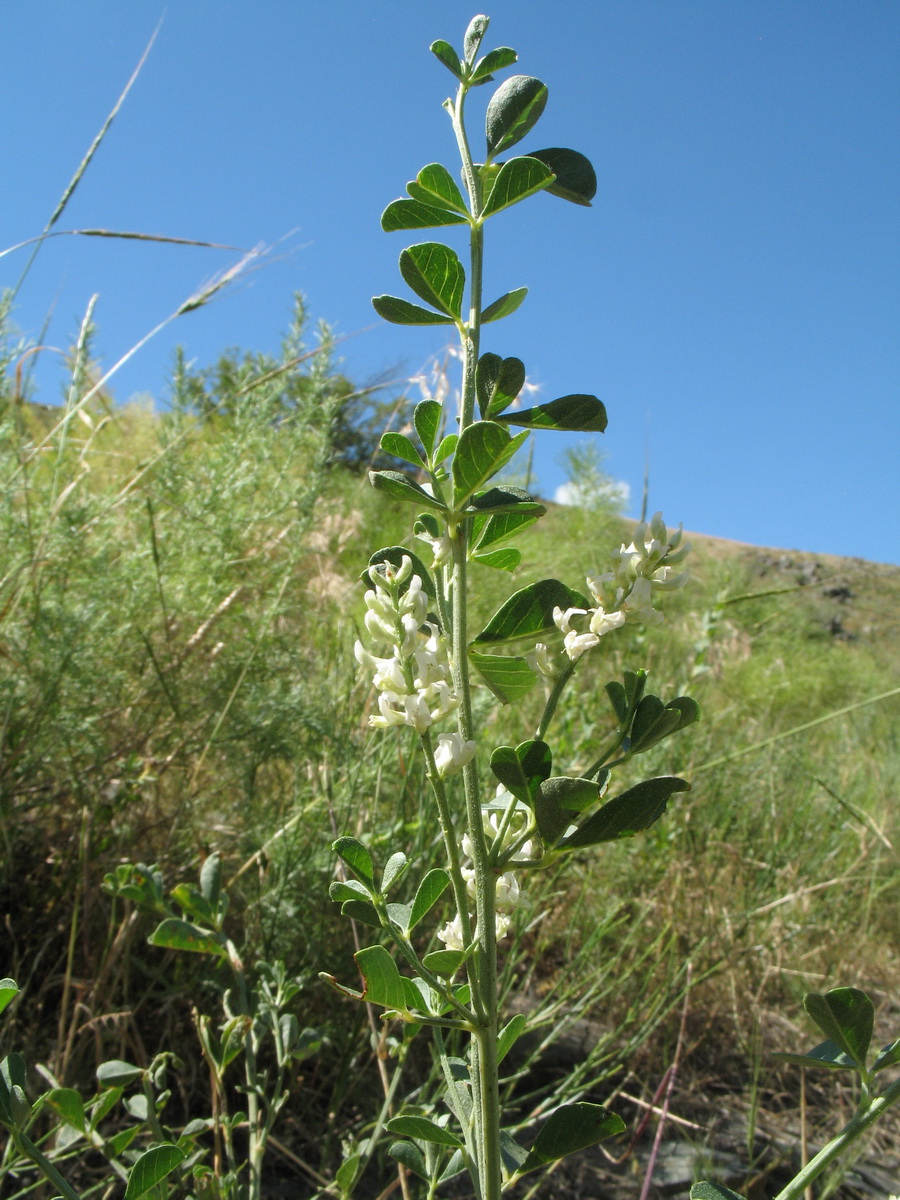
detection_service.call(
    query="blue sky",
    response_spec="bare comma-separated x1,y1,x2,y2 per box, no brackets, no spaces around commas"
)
4,2,899,563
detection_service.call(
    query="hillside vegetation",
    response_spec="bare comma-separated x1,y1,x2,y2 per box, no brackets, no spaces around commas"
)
2,307,898,1197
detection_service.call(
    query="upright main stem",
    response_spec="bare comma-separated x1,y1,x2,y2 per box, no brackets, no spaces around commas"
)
446,81,503,1200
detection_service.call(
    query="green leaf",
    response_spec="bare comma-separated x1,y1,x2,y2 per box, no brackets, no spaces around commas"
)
540,772,588,840
388,902,413,934
381,852,408,895
372,294,456,326
409,868,451,932
332,836,375,886
476,352,526,418
340,898,381,928
471,46,518,84
691,1184,749,1200
381,198,468,231
497,1013,528,1065
389,1140,428,1179
520,1102,624,1172
320,946,409,1011
463,15,490,64
501,1130,529,1173
490,740,552,805
43,1087,86,1131
422,949,468,976
97,1059,143,1088
470,651,538,704
804,988,874,1072
472,506,541,552
380,431,426,470
355,946,408,1012
528,147,598,206
773,1039,857,1071
363,545,436,599
407,163,468,214
560,777,690,849
109,1125,140,1156
88,1086,122,1126
605,681,628,723
483,156,555,217
873,1037,900,1073
414,399,443,457
369,469,447,511
467,485,544,517
0,1054,29,1127
438,1148,467,1183
400,243,465,319
415,513,441,540
629,695,676,751
103,863,167,913
451,421,529,507
629,695,700,754
473,578,590,646
486,75,549,155
170,884,216,927
0,980,18,1017
125,1093,149,1121
497,393,607,432
334,1151,361,1195
666,695,701,730
473,547,521,571
387,1115,463,1147
430,39,463,78
432,433,458,467
148,918,227,958
124,1143,185,1200
536,778,602,845
482,287,528,323
329,879,371,904
199,852,223,907
623,669,648,709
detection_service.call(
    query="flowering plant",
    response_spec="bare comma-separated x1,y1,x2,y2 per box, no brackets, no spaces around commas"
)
322,15,900,1200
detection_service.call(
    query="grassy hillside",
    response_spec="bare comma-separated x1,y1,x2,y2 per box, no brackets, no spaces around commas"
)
2,330,898,1197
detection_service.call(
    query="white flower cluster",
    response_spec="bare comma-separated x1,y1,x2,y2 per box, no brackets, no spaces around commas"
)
545,512,690,664
354,557,460,735
437,789,537,952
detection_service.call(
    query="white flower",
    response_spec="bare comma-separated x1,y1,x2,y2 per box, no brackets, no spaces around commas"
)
552,605,586,635
622,576,663,626
495,912,512,941
357,577,459,734
417,527,454,567
433,732,477,778
552,604,599,661
363,605,397,645
495,872,520,907
589,607,626,637
525,641,559,680
437,914,466,951
564,629,600,660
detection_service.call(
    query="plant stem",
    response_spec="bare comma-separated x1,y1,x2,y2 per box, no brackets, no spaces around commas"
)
421,731,474,949
535,661,576,741
11,1130,85,1200
772,1074,900,1200
446,72,503,1200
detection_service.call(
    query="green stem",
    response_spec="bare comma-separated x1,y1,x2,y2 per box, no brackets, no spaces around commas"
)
11,1130,86,1200
771,1074,900,1200
446,72,504,1200
535,660,577,741
420,730,474,951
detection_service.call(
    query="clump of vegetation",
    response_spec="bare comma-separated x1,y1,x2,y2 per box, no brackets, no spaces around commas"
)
1,12,898,1200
